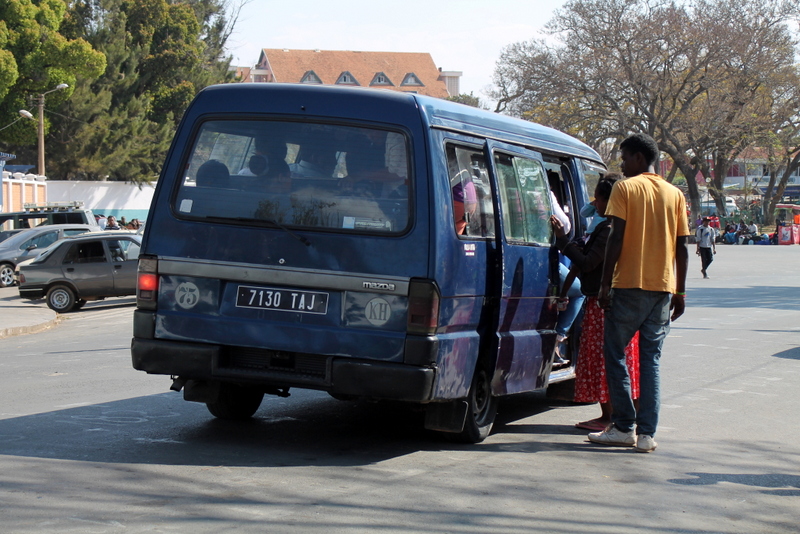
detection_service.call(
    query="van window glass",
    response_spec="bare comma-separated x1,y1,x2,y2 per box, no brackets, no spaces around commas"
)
583,160,608,201
494,153,552,245
446,144,494,238
175,120,410,234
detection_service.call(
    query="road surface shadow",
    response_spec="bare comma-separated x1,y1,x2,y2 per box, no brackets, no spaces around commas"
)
669,472,800,496
0,388,579,467
771,346,800,360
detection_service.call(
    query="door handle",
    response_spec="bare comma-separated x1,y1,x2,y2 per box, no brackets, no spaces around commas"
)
114,265,122,269
67,268,74,272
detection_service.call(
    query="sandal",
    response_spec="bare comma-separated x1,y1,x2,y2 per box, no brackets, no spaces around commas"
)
575,419,609,431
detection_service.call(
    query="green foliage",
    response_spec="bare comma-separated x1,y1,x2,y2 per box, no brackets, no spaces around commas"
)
1,0,237,183
448,92,486,109
0,0,106,147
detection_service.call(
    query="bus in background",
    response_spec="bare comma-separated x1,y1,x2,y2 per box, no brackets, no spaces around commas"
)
131,83,607,442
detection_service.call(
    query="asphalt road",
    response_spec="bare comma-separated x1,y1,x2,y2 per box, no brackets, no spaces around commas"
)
0,245,798,533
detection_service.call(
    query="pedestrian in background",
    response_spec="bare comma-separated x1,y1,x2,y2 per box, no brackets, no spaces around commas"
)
696,217,716,278
105,216,121,230
591,133,690,453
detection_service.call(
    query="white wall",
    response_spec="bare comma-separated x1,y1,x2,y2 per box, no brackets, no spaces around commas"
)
47,180,156,221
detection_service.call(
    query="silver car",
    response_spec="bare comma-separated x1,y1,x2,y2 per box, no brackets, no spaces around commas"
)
18,232,141,312
0,224,100,287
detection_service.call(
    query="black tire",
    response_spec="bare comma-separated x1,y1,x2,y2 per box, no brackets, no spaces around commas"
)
453,365,497,443
0,263,14,288
46,285,76,312
206,383,264,420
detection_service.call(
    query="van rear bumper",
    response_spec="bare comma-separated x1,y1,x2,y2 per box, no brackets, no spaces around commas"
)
131,338,435,402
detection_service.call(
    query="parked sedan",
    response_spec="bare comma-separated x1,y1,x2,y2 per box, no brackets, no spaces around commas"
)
18,232,141,312
0,224,100,287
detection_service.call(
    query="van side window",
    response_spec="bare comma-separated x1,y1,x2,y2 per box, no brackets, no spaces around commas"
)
494,153,552,245
582,160,605,205
446,144,494,238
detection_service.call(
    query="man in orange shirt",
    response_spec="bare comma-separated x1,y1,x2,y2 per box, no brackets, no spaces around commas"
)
589,133,690,453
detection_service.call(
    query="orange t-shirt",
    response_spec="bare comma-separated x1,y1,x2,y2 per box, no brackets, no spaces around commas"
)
605,173,690,293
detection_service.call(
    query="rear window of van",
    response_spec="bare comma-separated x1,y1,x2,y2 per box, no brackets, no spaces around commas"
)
173,120,410,234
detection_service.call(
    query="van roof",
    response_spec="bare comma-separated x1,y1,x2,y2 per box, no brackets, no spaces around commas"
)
413,94,604,164
191,84,604,165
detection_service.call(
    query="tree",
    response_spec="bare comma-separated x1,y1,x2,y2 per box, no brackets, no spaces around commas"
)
25,0,242,182
447,92,487,109
0,0,105,147
491,0,800,220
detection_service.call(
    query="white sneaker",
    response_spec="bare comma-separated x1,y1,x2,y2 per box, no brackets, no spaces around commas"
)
635,434,658,453
588,425,635,446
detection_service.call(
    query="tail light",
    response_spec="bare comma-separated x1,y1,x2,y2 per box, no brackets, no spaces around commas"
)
18,273,25,284
137,255,159,310
407,279,440,335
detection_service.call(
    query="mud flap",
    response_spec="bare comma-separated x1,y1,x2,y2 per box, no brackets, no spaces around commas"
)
424,399,469,433
183,380,220,404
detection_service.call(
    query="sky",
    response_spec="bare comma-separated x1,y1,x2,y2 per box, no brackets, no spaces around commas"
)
226,0,568,103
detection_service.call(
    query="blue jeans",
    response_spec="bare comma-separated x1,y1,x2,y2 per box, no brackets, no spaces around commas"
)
603,288,671,436
557,263,585,338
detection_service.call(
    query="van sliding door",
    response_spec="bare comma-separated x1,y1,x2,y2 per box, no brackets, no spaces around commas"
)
490,146,558,394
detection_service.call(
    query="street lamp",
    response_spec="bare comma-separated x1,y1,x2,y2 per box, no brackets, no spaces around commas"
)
0,110,35,133
19,83,69,177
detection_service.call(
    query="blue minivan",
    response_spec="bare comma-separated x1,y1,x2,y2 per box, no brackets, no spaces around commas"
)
131,83,607,442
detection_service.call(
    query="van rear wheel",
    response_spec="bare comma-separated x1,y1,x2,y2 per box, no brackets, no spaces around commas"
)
453,366,497,443
206,383,264,420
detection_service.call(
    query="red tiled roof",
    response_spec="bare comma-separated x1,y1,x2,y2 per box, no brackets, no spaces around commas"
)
256,49,450,98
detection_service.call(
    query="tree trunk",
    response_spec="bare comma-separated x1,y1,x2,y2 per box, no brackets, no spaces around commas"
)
663,151,701,223
766,151,800,225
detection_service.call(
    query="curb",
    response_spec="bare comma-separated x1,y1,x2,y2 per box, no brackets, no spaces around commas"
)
0,315,61,340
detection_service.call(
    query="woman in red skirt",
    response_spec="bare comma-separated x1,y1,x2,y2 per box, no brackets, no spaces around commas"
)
551,175,639,432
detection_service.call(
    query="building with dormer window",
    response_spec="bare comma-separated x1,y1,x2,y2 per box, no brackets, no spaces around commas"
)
245,49,459,98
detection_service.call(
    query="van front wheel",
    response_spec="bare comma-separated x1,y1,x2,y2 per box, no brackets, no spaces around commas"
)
206,383,264,420
455,366,497,443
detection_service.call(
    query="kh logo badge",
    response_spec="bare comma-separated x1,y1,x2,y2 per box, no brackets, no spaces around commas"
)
365,297,391,326
175,282,200,309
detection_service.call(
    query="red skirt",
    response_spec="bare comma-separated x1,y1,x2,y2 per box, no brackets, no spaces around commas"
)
574,297,640,403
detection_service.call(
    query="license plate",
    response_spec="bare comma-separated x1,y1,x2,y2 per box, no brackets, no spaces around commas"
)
236,285,329,315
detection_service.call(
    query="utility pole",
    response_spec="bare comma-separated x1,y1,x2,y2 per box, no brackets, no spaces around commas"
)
20,83,69,178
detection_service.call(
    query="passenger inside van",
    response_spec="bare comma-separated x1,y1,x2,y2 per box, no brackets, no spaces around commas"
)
452,175,478,235
196,160,231,188
241,155,268,176
290,141,337,179
343,130,406,199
